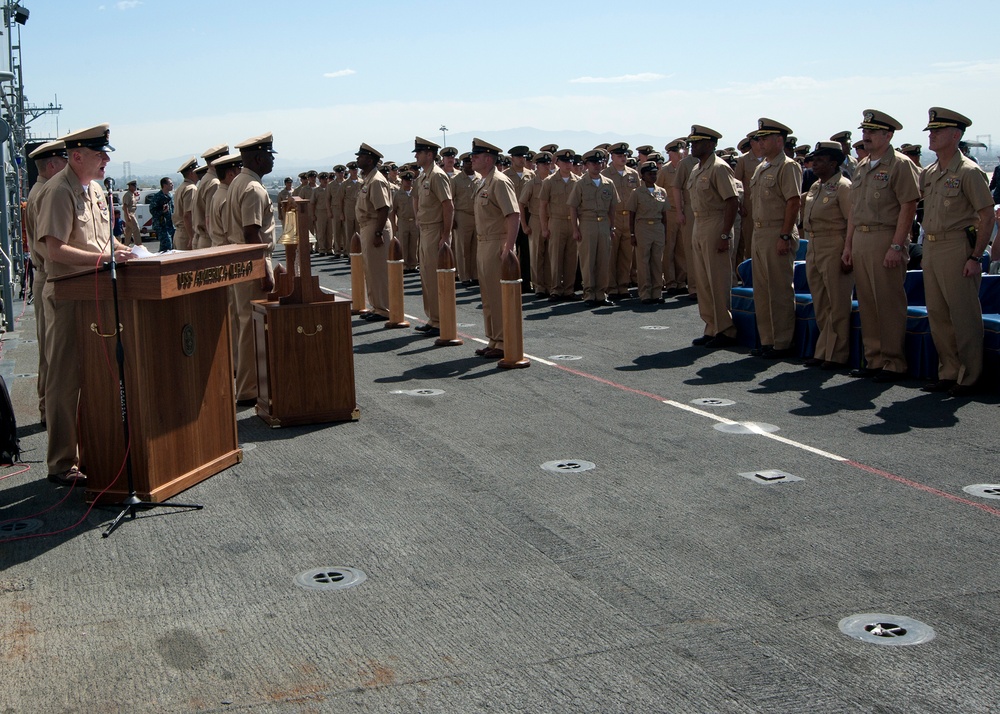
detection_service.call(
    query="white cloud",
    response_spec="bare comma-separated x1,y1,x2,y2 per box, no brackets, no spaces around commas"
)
323,69,356,79
117,0,142,8
569,73,667,84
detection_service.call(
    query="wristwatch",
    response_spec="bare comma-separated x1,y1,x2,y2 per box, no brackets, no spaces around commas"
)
779,233,792,242
968,254,982,261
890,244,903,252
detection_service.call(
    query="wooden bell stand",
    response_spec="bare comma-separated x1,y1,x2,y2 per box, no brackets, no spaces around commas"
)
251,197,360,426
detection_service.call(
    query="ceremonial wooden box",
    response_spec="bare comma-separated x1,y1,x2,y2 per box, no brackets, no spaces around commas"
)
51,244,267,504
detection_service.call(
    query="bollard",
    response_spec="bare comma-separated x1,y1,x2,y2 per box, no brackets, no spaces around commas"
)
349,231,368,316
498,249,530,369
435,242,463,346
385,235,410,329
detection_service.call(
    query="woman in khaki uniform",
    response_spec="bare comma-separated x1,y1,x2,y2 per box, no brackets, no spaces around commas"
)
568,149,620,306
627,161,669,304
802,142,854,368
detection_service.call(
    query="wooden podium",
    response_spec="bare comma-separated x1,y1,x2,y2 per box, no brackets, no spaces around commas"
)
251,198,359,427
51,244,267,504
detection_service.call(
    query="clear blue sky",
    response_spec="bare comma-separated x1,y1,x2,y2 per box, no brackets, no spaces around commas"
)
17,0,1000,166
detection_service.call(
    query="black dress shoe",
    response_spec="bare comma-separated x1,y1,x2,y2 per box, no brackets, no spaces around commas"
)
750,345,774,357
764,347,794,359
640,298,656,305
705,334,738,348
804,357,823,367
949,383,977,397
692,335,713,346
424,327,441,337
849,367,878,378
683,293,698,301
820,361,848,370
872,369,904,383
414,324,434,332
564,293,582,301
599,297,614,306
921,379,957,393
366,313,388,322
548,294,562,302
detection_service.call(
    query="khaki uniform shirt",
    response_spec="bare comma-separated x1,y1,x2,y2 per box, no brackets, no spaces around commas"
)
749,152,803,223
671,155,700,209
356,169,391,224
567,174,620,219
172,178,198,231
474,168,519,236
850,147,921,230
518,172,547,217
655,162,678,210
194,171,219,243
802,175,851,234
226,168,275,250
538,173,579,220
734,152,762,208
688,155,740,213
328,179,345,220
416,164,453,225
602,165,640,211
391,188,416,223
503,166,535,204
122,187,138,218
625,184,669,222
26,177,48,270
451,171,481,214
919,152,993,234
209,183,231,247
311,185,331,214
277,187,293,219
342,179,361,219
33,164,112,279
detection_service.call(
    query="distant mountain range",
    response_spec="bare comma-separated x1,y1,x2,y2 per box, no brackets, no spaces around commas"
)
106,126,686,187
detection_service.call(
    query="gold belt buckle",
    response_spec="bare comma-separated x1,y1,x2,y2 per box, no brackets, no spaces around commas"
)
925,233,936,241
596,216,604,222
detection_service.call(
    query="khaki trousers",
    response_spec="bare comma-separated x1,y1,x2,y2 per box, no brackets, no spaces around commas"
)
34,267,48,421
662,214,685,289
528,214,550,294
124,215,140,244
314,210,332,253
923,235,983,385
233,276,267,401
360,220,390,317
610,210,634,294
42,282,80,474
681,204,696,294
454,211,477,282
692,215,736,337
578,217,611,302
333,214,346,254
805,231,854,364
549,218,577,297
397,219,419,270
853,229,908,372
634,221,665,301
419,223,442,327
750,228,798,349
477,234,505,349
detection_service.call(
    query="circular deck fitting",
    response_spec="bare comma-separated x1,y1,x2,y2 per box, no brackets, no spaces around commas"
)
294,567,367,592
839,613,935,646
0,519,43,536
692,398,736,407
714,422,779,435
392,388,445,397
640,325,670,331
962,484,1000,500
239,443,257,453
541,459,596,474
12,373,36,379
548,355,583,361
739,469,802,485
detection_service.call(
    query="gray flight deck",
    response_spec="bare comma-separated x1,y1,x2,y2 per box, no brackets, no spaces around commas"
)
2,243,998,713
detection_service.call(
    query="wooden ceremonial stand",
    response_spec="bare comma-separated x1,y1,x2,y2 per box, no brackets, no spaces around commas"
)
52,244,267,504
251,198,359,427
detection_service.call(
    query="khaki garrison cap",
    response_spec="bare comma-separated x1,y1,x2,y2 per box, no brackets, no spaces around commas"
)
212,153,243,168
355,143,383,159
400,171,416,181
639,160,658,174
829,130,852,143
635,144,654,154
333,164,346,172
539,143,559,153
235,133,277,153
201,143,228,162
63,123,114,152
608,142,631,155
346,161,358,169
298,172,307,179
807,142,845,160
582,148,607,163
646,151,664,163
554,149,575,162
28,139,67,160
852,140,865,150
413,136,441,153
924,107,972,131
687,125,722,142
737,137,751,153
508,145,531,157
858,109,902,131
127,179,137,186
899,143,922,156
440,146,458,157
178,157,198,173
665,138,687,152
458,152,472,162
306,170,318,177
470,138,502,155
534,151,553,163
793,145,810,157
318,171,329,179
755,118,793,138
194,164,210,176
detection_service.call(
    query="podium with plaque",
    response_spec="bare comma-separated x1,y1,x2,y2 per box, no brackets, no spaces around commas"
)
51,244,267,504
251,198,359,427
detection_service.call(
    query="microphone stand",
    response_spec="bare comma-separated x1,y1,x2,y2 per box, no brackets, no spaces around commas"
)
100,179,203,538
